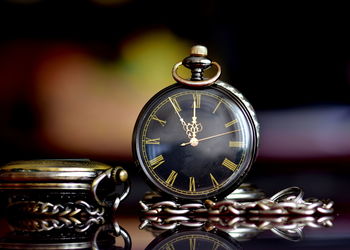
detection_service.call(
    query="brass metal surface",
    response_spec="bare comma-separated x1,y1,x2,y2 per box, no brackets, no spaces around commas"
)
172,61,221,86
190,45,208,56
0,182,91,190
0,159,112,184
1,159,110,172
119,169,128,182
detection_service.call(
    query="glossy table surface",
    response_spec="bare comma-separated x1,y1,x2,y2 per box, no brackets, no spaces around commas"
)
0,167,349,249
0,211,349,249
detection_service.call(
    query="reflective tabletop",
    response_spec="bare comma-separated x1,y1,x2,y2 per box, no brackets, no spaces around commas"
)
0,212,348,249
0,168,349,250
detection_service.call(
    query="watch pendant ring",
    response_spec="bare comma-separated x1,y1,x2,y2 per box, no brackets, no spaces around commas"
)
172,61,221,87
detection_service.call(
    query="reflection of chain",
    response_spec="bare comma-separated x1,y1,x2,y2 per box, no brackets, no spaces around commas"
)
92,220,132,250
3,217,132,250
140,214,334,241
139,187,334,240
8,200,105,232
140,214,334,234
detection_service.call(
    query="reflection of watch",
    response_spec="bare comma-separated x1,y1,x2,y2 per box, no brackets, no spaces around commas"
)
133,45,259,200
0,159,130,211
146,228,241,250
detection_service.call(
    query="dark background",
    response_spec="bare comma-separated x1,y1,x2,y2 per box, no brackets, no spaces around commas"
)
0,0,349,210
0,1,349,249
1,1,348,108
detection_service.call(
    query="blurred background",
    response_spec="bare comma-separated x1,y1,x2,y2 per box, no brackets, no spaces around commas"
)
0,1,349,207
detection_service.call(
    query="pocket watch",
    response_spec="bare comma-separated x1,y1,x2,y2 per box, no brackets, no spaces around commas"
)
133,45,259,200
0,159,130,211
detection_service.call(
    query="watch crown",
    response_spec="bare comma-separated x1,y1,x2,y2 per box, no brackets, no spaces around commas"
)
183,45,212,81
190,45,208,57
112,166,128,183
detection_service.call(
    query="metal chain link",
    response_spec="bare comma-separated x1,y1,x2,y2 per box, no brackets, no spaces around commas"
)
139,187,335,238
91,166,130,212
10,216,106,233
140,187,334,217
8,200,105,232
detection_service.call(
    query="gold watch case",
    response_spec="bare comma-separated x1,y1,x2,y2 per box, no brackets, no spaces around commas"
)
0,159,130,210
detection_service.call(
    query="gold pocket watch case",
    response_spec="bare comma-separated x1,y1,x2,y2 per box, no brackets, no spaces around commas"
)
0,159,130,211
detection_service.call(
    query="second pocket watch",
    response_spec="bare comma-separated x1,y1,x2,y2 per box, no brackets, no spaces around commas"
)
133,45,259,200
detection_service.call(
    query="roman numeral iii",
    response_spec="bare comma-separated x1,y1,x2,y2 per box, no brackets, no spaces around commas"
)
229,141,244,147
221,158,238,171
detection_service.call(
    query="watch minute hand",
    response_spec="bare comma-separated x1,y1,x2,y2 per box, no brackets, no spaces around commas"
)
169,97,186,127
192,100,197,123
180,129,240,146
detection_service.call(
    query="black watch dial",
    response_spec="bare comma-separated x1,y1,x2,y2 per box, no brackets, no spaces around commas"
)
133,84,257,199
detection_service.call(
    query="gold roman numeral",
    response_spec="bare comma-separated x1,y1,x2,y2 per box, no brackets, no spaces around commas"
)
149,155,165,169
145,138,160,144
211,242,220,250
210,173,219,187
189,176,196,192
164,243,175,250
192,92,201,109
165,170,178,186
221,158,238,171
189,238,196,250
151,114,166,127
225,119,238,128
169,97,182,112
229,141,244,147
212,99,223,114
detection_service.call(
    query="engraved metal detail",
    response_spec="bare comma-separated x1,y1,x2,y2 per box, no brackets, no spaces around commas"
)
91,166,130,211
139,187,334,241
8,200,105,232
